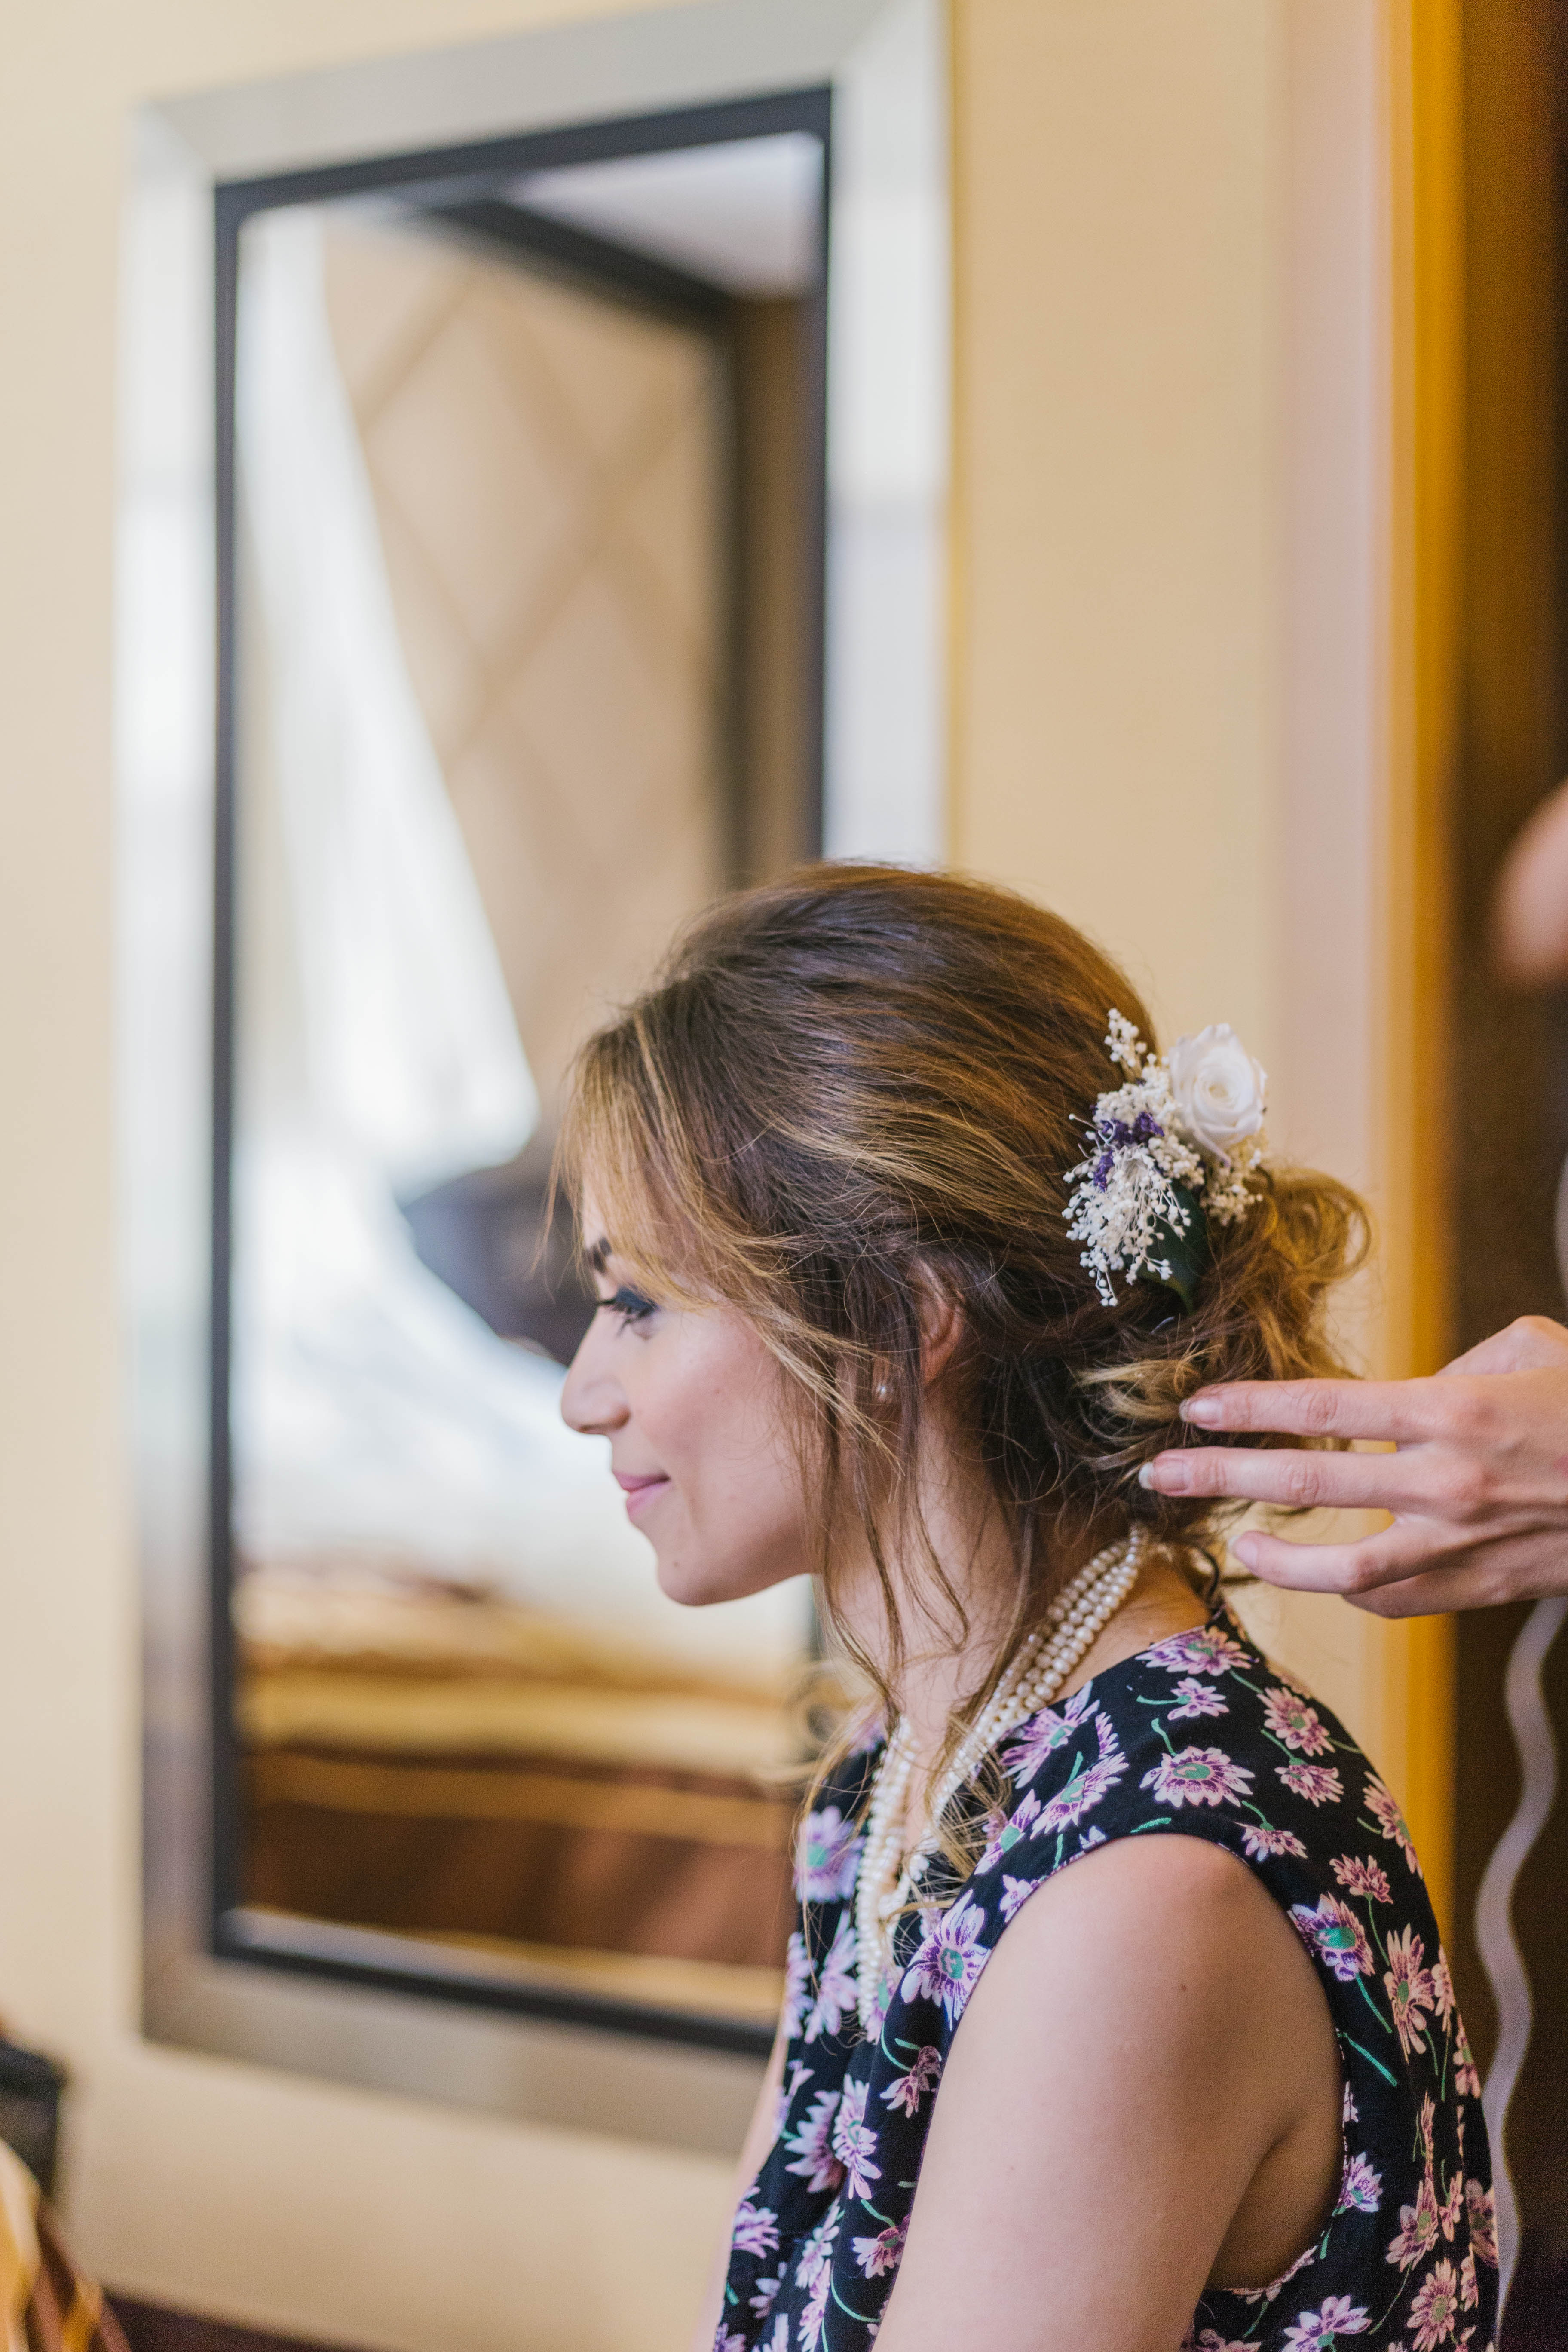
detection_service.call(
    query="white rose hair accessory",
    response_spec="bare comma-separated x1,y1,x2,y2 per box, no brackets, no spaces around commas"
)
1064,1011,1267,1308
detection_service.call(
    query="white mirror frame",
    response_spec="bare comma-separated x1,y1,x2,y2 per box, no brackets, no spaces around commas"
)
122,0,947,2153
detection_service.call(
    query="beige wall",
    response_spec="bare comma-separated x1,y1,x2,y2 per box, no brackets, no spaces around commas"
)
950,0,1456,1917
0,2,1439,2346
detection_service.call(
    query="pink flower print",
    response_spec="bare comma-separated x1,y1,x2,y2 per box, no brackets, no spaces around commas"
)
1409,2258,1462,2349
776,2058,812,2136
829,2077,881,2201
783,1931,812,2040
1459,2252,1479,2310
1142,1746,1256,1809
863,1962,895,2038
1332,1854,1393,1904
1337,2151,1383,2214
1037,1718,1127,1834
732,2199,780,2258
1342,2081,1358,2124
901,1891,988,2023
1226,2241,1319,2310
1453,2029,1481,2098
1003,1686,1097,1786
977,1789,1041,1873
796,2211,841,2352
804,1916,859,2044
1431,1951,1456,2023
1291,1895,1374,1982
847,1710,885,1757
1169,1676,1229,1721
1419,2098,1436,2164
715,2329,747,2352
1282,2296,1370,2346
1384,1926,1436,2058
794,2208,840,2292
1277,1760,1344,1807
851,2216,907,2278
999,1874,1034,1923
1465,2179,1496,2266
760,2321,789,2352
750,2267,784,2318
795,1804,863,1903
882,2043,941,2117
1439,2172,1463,2241
1366,1777,1422,1873
783,2088,844,2192
1387,2175,1442,2270
1146,1625,1249,1678
1242,1822,1308,1861
1263,1685,1334,1756
1180,2334,1256,2352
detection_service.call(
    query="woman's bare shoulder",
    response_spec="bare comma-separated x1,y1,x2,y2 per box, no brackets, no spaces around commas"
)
875,1833,1343,2349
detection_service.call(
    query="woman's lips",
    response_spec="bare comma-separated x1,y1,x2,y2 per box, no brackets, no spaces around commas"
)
613,1470,671,1517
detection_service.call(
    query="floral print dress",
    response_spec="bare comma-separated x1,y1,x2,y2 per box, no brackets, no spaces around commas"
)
717,1616,1497,2352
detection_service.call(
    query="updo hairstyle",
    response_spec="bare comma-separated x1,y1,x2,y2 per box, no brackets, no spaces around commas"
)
561,864,1366,1724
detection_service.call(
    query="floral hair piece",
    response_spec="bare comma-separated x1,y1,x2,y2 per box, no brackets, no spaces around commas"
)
1064,1011,1267,1308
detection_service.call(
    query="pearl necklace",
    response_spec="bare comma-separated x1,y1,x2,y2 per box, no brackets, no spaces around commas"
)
853,1526,1146,2030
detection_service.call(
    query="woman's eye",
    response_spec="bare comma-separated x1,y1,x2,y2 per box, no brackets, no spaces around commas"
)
599,1285,658,1326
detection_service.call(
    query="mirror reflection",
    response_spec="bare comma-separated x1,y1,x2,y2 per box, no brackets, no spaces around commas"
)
224,111,829,2038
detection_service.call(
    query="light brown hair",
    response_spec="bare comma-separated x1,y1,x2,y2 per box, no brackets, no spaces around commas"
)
561,864,1366,1775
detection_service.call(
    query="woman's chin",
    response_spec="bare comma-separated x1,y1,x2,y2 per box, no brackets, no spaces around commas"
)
653,1554,756,1610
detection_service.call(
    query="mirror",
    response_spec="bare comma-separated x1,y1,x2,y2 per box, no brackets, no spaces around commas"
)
215,95,835,2047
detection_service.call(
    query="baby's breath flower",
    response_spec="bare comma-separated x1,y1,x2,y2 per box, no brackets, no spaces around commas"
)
1063,1011,1265,1305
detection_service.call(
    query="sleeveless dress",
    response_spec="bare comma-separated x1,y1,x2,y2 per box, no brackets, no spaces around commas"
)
716,1614,1498,2352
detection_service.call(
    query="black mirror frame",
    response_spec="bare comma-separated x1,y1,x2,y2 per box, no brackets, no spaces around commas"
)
208,83,831,2058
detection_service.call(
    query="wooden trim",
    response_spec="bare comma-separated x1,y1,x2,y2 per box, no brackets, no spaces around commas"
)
942,0,965,864
1375,0,1464,1932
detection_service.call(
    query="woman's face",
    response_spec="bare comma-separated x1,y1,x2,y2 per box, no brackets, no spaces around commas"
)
560,1192,814,1608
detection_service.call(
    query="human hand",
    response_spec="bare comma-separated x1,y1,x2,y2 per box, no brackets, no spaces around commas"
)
1139,1317,1568,1615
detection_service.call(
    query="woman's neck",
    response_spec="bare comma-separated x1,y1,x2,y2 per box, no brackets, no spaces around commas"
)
831,1415,1211,1782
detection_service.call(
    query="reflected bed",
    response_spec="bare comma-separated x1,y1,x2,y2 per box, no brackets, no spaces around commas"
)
236,1565,798,2024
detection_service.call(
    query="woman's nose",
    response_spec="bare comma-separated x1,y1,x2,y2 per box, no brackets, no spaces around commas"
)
560,1315,628,1436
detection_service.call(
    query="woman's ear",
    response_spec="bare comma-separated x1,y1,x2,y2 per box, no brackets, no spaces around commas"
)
913,1266,963,1386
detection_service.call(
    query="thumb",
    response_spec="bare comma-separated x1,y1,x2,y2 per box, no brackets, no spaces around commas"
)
1437,1315,1568,1378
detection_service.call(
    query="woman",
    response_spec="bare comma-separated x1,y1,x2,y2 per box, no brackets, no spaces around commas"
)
560,867,1494,2352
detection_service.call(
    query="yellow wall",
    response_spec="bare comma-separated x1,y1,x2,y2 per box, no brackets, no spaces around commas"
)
950,0,1458,1924
0,1,1452,2345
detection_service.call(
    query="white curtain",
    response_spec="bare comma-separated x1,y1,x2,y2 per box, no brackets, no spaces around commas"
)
231,207,808,1669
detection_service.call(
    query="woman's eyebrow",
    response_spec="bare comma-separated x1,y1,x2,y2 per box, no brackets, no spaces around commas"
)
585,1236,612,1277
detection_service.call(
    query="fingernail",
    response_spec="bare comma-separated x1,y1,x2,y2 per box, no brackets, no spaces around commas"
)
1140,1455,1190,1492
1232,1532,1258,1570
1181,1395,1222,1425
1137,1463,1156,1489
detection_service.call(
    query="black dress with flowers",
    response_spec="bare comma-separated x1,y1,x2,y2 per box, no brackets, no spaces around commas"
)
716,1616,1496,2352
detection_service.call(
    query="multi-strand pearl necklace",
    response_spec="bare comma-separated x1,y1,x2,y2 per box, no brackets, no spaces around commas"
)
853,1526,1147,2030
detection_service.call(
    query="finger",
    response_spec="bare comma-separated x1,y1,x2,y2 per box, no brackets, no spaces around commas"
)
1344,1565,1504,1618
1235,1527,1521,1617
1142,1445,1418,1511
1228,1522,1438,1598
1180,1377,1449,1446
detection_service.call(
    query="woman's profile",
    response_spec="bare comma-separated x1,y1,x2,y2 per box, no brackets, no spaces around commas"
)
557,866,1495,2352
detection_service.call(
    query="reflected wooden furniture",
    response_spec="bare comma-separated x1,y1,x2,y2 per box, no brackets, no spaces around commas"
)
236,1568,800,2024
111,2303,373,2352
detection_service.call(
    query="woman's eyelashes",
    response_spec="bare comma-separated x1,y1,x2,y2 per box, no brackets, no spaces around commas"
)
598,1284,659,1328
